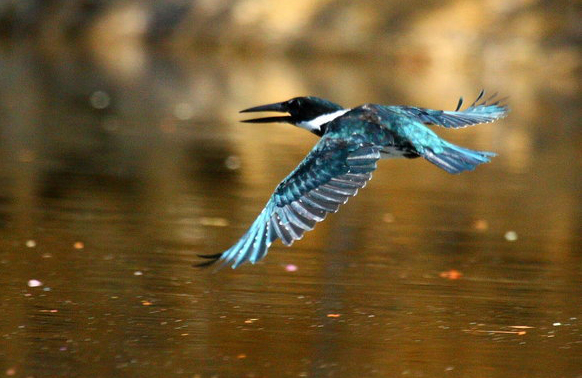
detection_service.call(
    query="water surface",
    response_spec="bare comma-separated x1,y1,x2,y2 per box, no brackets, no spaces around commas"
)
0,44,580,378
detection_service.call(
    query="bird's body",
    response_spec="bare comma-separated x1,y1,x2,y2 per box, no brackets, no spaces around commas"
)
197,91,508,269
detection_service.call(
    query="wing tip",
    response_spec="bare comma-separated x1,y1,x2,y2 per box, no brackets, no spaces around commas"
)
193,252,223,268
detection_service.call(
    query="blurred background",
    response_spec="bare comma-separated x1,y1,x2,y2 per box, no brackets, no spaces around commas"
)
0,1,580,377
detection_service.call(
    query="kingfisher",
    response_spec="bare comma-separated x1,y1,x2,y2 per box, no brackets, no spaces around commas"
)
197,90,508,269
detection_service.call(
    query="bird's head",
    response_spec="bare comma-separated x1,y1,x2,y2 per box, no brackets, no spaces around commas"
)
240,96,346,136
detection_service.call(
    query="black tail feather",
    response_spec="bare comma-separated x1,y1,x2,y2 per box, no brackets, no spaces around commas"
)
193,253,223,268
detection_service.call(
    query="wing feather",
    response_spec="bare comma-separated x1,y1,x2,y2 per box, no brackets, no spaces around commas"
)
302,193,341,212
271,213,293,246
291,201,325,222
391,91,509,129
196,138,381,269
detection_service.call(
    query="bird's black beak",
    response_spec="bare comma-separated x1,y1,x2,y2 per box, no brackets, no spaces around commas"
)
239,101,293,124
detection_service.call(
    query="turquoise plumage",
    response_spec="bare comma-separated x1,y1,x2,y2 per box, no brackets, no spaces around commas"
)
197,91,508,269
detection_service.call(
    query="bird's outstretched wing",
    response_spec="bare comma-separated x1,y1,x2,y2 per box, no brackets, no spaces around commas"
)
391,90,509,129
196,138,382,269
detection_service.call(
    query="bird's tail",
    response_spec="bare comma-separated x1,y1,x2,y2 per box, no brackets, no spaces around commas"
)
423,142,496,174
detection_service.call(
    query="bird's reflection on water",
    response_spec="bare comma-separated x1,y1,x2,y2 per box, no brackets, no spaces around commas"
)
0,45,580,378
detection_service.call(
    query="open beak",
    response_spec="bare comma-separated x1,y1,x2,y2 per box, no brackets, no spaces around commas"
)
239,101,292,124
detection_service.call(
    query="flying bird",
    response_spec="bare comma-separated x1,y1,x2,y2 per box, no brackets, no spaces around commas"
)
197,90,508,269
